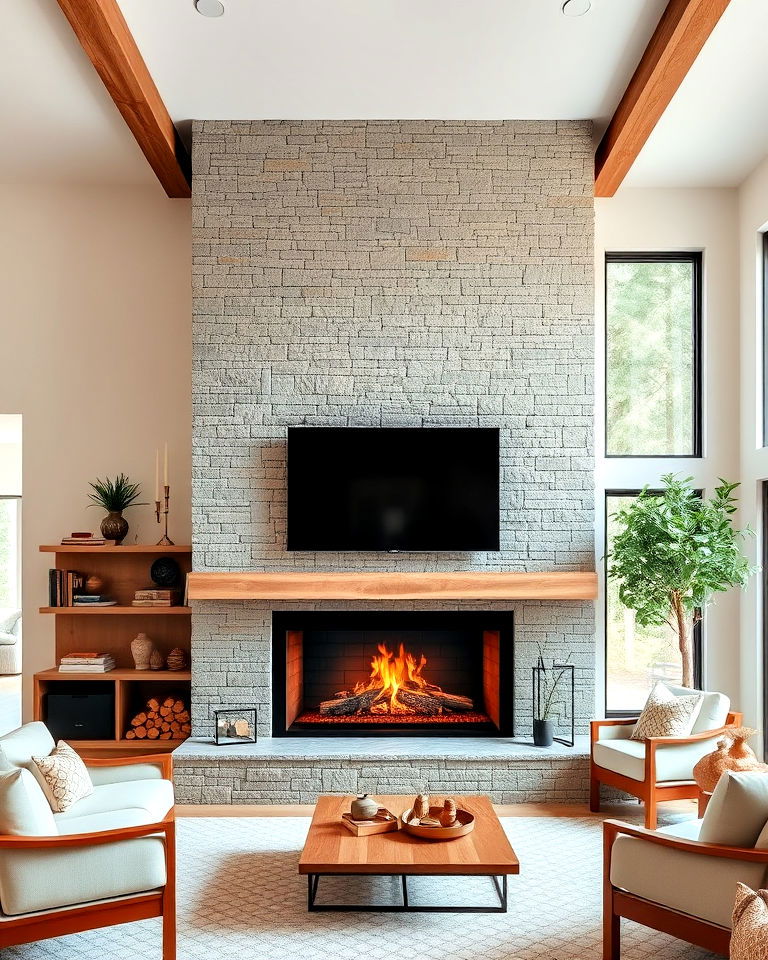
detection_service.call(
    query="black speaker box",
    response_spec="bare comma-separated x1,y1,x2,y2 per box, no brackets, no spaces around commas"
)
44,682,115,741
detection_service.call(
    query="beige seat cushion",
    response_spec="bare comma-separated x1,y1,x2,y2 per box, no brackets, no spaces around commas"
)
53,778,174,823
0,835,166,916
611,820,768,929
630,682,703,741
0,768,56,836
664,684,730,733
593,737,718,783
30,741,93,813
699,771,768,847
731,883,768,960
0,722,54,768
87,762,164,786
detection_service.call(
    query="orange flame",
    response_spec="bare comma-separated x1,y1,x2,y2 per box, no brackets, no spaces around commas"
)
354,642,430,714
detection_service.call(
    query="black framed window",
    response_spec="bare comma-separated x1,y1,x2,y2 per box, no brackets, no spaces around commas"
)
762,234,768,447
605,490,702,715
605,253,702,457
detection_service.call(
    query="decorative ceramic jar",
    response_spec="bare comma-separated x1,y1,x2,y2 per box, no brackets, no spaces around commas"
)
131,632,154,671
350,794,380,820
149,648,165,671
100,510,129,545
693,727,768,793
166,647,187,672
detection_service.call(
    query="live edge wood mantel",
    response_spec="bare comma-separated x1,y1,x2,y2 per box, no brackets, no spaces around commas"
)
186,571,597,602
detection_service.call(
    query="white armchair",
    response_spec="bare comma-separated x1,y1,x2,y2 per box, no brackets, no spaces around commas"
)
0,722,176,958
590,685,740,828
604,816,768,958
0,610,21,675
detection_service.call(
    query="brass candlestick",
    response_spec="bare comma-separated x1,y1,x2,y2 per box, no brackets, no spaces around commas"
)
156,484,174,545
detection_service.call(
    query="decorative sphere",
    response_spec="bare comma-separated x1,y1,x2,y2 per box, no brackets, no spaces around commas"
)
150,557,181,587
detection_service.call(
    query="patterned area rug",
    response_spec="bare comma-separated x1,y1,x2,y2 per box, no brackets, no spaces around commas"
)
7,816,717,960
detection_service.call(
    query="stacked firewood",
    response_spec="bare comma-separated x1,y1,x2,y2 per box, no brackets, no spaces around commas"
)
125,695,191,741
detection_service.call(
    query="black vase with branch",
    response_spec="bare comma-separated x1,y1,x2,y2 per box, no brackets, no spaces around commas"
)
532,650,572,748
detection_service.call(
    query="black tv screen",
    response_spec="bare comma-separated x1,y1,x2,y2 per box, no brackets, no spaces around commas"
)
286,427,500,552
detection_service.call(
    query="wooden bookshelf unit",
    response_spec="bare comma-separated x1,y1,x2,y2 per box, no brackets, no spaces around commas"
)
34,544,192,755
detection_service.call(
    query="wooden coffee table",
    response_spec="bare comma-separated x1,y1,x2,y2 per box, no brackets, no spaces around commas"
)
299,794,519,913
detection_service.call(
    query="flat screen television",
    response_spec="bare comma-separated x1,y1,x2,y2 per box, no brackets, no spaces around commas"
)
287,427,500,552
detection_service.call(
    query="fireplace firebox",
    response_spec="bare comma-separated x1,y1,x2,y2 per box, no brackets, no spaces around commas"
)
272,611,514,737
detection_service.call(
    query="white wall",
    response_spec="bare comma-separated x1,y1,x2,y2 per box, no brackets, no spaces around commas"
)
0,415,22,496
738,157,768,735
594,188,741,713
0,185,191,718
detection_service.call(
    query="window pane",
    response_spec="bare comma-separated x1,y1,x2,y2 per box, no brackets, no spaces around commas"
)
606,493,683,712
0,499,20,609
606,257,698,456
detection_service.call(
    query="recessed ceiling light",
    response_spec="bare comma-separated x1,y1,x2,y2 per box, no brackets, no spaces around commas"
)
562,0,591,15
195,0,225,17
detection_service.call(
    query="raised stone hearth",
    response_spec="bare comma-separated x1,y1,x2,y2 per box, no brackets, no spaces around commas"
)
173,736,591,805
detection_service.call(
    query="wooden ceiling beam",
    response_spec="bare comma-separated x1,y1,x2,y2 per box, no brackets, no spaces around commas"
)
595,0,731,197
56,0,191,198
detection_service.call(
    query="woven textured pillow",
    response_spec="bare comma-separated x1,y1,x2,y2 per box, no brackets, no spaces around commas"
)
30,740,93,813
630,682,703,741
731,883,768,959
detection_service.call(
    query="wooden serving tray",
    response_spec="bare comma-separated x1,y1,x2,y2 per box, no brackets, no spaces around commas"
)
400,806,475,841
341,808,399,836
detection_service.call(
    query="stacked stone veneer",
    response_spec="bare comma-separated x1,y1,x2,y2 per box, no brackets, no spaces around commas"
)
187,120,595,801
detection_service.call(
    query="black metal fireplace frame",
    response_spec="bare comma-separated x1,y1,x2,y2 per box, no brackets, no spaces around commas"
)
271,610,514,738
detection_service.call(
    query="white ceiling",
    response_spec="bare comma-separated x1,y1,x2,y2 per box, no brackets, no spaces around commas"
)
117,0,665,134
0,0,155,187
1,0,766,191
625,0,768,188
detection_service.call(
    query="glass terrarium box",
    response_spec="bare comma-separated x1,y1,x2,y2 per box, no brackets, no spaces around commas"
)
213,708,257,745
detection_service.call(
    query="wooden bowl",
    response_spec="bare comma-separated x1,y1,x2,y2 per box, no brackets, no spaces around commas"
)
400,805,475,841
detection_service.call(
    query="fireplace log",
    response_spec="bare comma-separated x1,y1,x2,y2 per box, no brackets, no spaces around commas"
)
398,688,474,714
318,689,380,716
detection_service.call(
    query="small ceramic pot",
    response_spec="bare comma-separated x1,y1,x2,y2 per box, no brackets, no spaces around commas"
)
350,794,379,820
149,648,165,672
131,632,153,671
101,511,129,544
533,718,554,748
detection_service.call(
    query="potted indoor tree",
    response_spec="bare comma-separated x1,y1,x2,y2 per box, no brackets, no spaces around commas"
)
88,474,147,545
607,474,754,688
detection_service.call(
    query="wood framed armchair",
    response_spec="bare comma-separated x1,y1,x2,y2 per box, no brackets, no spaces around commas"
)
603,817,768,959
590,685,741,828
0,743,176,959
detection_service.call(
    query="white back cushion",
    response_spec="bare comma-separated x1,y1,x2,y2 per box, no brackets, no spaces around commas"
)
665,684,730,733
0,768,56,836
0,722,55,768
699,771,768,847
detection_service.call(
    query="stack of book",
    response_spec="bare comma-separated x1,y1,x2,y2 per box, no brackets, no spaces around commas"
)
72,595,116,607
48,569,86,606
132,589,181,607
59,652,115,673
60,532,111,546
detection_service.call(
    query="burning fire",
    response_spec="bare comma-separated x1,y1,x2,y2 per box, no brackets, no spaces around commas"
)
355,643,430,714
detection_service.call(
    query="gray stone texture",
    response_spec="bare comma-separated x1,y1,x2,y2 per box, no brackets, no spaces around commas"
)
190,121,595,797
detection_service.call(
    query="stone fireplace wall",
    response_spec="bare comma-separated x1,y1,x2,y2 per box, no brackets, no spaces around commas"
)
191,120,595,738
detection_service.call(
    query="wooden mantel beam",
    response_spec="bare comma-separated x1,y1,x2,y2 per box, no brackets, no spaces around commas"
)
187,571,598,602
595,0,730,197
56,0,191,198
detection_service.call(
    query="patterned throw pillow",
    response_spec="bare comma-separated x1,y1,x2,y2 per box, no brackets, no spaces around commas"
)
731,883,768,959
30,740,93,813
630,681,703,741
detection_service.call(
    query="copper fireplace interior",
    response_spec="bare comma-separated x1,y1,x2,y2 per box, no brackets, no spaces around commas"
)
272,611,514,737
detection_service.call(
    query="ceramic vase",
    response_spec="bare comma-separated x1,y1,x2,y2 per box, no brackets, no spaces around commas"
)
694,728,768,793
149,648,165,671
100,510,129,545
131,632,153,671
350,794,380,820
